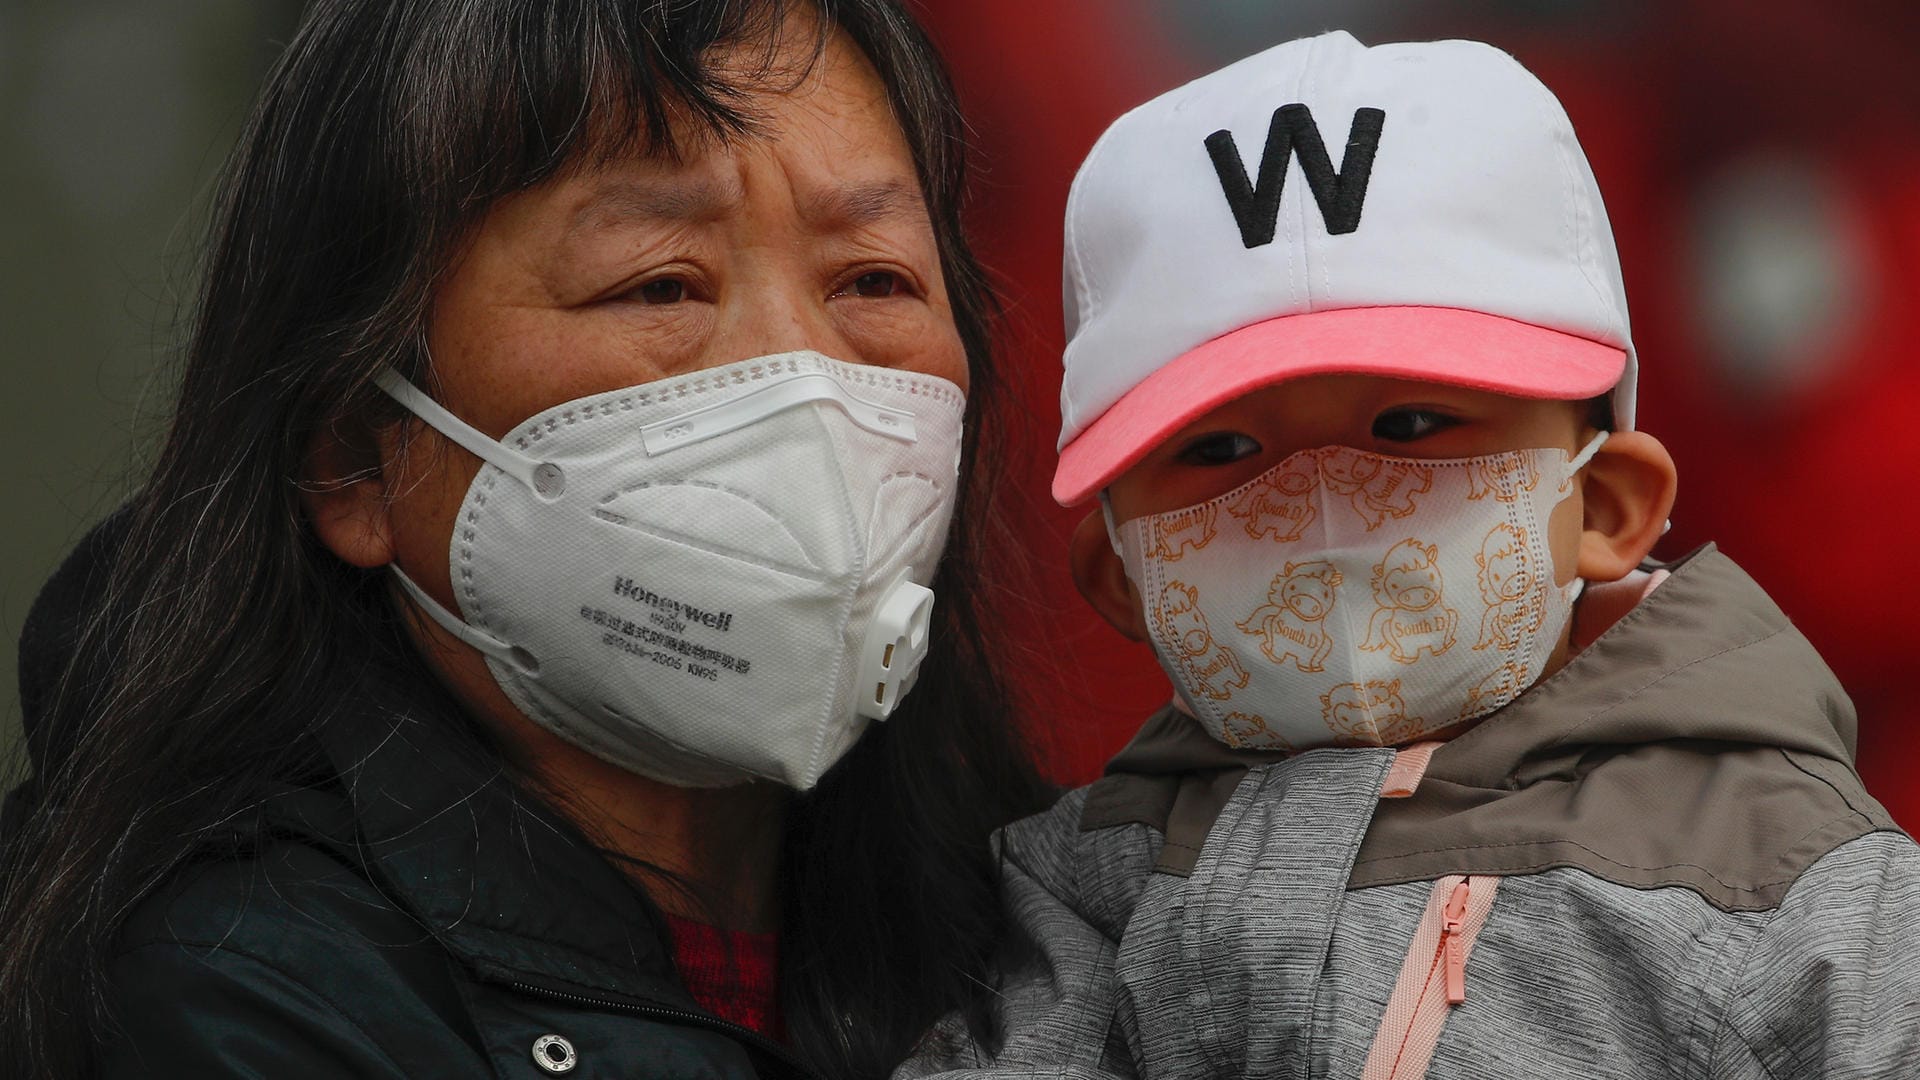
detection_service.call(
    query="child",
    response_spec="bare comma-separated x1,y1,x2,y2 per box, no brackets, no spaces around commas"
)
900,31,1920,1079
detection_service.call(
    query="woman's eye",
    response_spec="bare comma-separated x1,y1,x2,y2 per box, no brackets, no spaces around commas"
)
1177,432,1262,466
842,270,902,298
634,278,686,305
1371,408,1457,442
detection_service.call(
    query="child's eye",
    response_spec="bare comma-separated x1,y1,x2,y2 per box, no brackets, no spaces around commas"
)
1176,432,1263,466
1371,408,1458,442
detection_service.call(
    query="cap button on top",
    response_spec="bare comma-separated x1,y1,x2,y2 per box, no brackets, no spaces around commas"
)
531,1034,577,1074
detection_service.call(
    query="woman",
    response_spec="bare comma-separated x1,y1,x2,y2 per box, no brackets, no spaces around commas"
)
0,1,1051,1076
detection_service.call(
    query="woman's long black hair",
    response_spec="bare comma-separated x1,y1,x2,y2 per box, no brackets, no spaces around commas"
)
0,2,1053,1075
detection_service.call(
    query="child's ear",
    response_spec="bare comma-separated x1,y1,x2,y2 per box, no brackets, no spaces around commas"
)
1575,430,1678,583
301,415,398,569
1070,509,1149,642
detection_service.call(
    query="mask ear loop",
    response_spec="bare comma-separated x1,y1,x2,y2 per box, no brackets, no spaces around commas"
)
1552,432,1610,506
1567,431,1608,474
390,564,541,675
1558,433,1609,608
1564,429,1677,554
374,366,566,500
1098,491,1124,557
374,366,547,675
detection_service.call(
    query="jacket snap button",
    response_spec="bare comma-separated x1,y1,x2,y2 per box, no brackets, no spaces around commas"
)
531,1034,577,1074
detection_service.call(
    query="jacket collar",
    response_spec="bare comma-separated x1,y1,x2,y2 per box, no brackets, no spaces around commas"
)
1425,543,1857,786
316,677,699,1006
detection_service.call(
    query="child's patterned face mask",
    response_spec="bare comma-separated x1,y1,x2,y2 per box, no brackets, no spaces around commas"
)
1111,434,1606,750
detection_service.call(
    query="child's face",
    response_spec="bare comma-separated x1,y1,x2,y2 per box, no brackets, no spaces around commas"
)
1077,372,1676,709
1105,374,1593,590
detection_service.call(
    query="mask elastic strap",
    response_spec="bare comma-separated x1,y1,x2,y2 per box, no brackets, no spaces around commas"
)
374,367,566,499
1555,435,1612,599
390,563,537,674
1565,430,1677,556
1568,431,1608,473
1098,491,1125,557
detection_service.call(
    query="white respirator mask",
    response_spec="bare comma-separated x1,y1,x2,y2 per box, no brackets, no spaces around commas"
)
1113,435,1605,750
377,351,964,789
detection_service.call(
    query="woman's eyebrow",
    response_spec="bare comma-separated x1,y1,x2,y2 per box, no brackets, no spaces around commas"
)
562,178,921,239
797,179,925,229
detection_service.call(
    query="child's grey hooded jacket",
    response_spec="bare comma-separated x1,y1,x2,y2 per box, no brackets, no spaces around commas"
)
898,547,1920,1079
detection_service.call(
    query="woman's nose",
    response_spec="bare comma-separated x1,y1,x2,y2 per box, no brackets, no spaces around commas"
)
709,277,854,364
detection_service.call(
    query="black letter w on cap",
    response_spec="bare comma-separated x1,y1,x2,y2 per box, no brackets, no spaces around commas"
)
1205,105,1386,247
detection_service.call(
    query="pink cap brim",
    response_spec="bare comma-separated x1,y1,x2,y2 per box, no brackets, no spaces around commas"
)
1052,306,1627,506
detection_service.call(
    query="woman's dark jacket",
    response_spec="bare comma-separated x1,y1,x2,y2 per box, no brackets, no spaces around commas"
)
4,519,811,1079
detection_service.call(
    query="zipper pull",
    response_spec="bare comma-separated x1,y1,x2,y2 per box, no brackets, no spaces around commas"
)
1442,878,1471,1005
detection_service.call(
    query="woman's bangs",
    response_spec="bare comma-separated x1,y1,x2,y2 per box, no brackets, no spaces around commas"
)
405,0,820,207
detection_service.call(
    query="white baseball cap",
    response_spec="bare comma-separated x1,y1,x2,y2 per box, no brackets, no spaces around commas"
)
1053,30,1636,506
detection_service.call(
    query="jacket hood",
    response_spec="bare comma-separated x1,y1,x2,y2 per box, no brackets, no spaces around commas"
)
1089,546,1899,911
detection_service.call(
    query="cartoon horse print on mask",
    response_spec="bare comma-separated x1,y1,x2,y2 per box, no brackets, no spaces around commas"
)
1238,561,1343,672
1224,455,1319,542
1466,451,1540,503
1321,447,1433,531
1362,539,1459,663
1144,504,1220,561
1458,661,1530,722
1474,522,1551,651
1154,581,1251,700
1220,711,1289,750
1321,679,1423,746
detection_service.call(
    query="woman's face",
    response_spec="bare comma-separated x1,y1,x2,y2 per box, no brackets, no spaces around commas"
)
393,29,960,579
360,25,966,755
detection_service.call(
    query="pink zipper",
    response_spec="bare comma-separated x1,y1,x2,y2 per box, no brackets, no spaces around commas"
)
1442,879,1470,1005
1360,875,1501,1080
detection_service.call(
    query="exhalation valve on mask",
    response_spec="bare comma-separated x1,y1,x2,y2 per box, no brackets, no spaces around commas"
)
859,573,935,719
373,351,965,790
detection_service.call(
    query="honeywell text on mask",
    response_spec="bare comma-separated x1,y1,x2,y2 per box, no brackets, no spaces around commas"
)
581,605,753,679
612,576,735,632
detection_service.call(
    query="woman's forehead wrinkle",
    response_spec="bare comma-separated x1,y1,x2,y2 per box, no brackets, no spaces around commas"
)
565,176,743,237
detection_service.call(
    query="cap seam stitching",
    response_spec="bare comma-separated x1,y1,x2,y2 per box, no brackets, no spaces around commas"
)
1519,56,1613,327
1063,119,1131,439
1292,33,1316,313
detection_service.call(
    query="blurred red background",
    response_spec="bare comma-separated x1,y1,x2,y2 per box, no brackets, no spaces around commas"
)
915,0,1920,827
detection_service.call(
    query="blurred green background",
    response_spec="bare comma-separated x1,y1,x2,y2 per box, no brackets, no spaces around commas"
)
1,3,300,771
